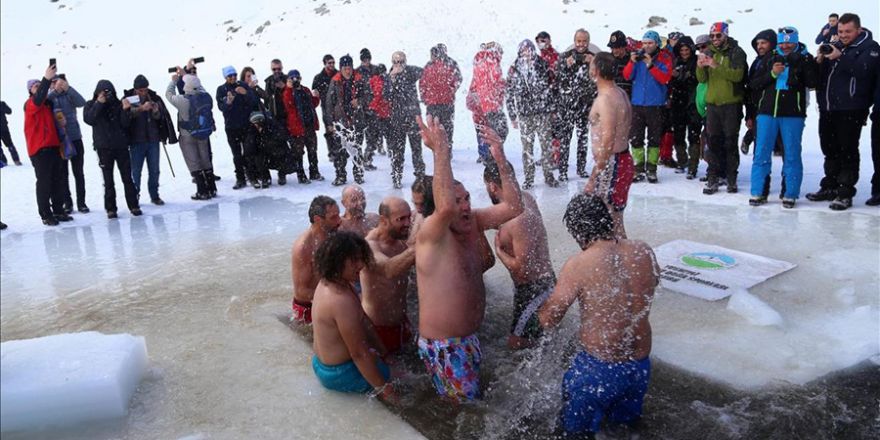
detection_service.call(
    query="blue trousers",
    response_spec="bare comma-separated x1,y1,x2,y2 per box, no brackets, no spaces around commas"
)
129,142,161,200
750,115,804,199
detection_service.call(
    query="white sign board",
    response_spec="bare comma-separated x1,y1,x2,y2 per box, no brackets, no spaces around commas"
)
654,239,796,301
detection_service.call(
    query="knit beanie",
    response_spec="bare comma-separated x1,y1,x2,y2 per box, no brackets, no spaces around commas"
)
222,65,237,78
777,27,799,45
607,30,627,48
182,75,202,94
26,79,40,91
339,55,354,67
642,30,661,46
133,74,149,89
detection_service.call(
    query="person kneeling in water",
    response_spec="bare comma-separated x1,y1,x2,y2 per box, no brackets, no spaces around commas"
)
538,194,659,438
311,231,397,403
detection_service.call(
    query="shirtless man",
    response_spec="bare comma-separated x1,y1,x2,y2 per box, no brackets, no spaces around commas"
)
361,197,416,354
585,52,635,239
538,194,659,438
339,184,380,237
415,115,523,402
408,176,434,242
483,162,555,349
311,231,397,402
291,195,342,324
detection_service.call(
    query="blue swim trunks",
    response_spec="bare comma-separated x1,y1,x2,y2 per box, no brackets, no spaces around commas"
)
312,356,390,393
560,351,651,435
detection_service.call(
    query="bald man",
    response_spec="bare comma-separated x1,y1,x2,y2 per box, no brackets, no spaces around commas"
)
339,184,380,237
361,197,417,354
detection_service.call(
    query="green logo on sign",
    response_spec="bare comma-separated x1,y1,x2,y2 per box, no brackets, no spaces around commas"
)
680,252,736,270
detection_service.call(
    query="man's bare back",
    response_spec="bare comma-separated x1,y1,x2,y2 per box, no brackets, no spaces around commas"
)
494,192,554,285
292,230,323,304
559,239,658,361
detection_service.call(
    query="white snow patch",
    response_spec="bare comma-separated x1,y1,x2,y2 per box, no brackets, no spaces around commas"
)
726,289,784,327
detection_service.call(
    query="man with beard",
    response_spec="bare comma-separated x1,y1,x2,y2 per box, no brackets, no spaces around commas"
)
555,29,598,180
324,55,369,186
483,161,554,349
607,30,633,97
291,195,342,324
339,184,379,237
415,116,523,402
361,197,417,354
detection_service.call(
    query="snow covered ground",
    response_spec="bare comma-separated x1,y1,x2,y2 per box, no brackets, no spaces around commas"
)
1,0,878,438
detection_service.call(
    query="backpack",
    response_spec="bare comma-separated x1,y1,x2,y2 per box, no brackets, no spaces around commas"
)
181,93,215,139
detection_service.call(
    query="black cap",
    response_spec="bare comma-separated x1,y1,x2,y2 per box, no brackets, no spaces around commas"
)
536,31,551,40
608,30,628,48
340,54,354,67
133,74,149,89
360,48,372,61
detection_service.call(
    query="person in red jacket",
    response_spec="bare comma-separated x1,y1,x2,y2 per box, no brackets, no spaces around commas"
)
420,44,462,148
368,64,392,165
467,42,508,163
282,69,322,184
24,64,73,226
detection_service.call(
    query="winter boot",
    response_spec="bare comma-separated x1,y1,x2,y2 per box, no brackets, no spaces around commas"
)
191,171,209,200
205,169,218,197
703,177,719,195
829,197,852,211
806,188,836,202
749,196,767,206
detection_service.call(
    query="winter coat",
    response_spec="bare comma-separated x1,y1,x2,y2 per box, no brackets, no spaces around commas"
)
751,43,819,118
281,85,320,137
312,67,338,102
506,53,554,118
122,88,178,145
0,101,11,129
612,52,633,97
817,29,880,112
216,81,259,130
696,37,748,106
745,29,778,120
24,78,62,157
48,86,86,141
669,44,699,112
324,72,369,129
357,63,380,79
263,72,289,121
815,24,838,45
624,48,673,106
83,80,131,150
254,116,297,174
384,65,423,120
420,58,462,106
467,48,506,117
555,48,598,117
369,75,392,119
540,46,559,75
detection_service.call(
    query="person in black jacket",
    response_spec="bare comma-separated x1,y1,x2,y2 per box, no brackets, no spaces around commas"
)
313,54,339,173
742,29,778,155
607,30,633,98
507,39,558,188
123,74,177,206
263,59,289,123
384,51,424,189
748,27,819,209
84,80,141,218
668,36,702,177
0,101,22,165
216,65,261,189
807,13,880,210
555,29,598,181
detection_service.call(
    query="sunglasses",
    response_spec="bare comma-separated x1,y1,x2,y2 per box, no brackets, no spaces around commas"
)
325,61,335,65
697,44,708,50
710,33,725,40
393,60,405,65
778,27,796,34
271,67,283,72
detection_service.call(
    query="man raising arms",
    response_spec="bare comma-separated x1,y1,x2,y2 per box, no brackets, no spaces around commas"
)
539,194,659,438
415,116,524,402
339,184,379,237
361,197,417,354
585,52,635,239
291,195,342,324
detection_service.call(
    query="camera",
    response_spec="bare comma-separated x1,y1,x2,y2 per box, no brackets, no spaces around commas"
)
818,44,834,55
49,58,56,67
635,49,647,60
168,67,178,73
771,54,787,65
125,96,141,106
193,57,205,64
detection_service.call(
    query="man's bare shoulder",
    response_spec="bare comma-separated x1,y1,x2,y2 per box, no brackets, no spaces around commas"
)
293,229,317,256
